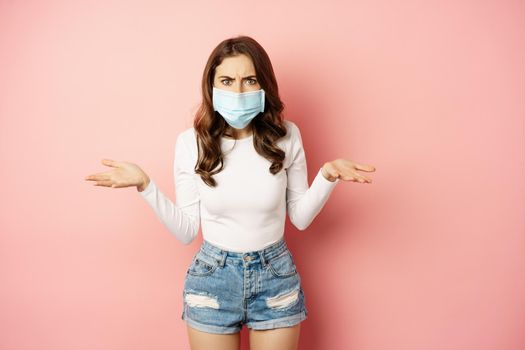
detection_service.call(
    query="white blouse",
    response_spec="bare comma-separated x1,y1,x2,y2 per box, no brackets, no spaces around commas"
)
139,120,339,252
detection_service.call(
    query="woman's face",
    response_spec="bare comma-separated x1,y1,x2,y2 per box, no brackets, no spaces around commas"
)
213,54,262,93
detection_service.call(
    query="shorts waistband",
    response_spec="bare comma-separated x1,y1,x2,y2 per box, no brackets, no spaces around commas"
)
199,236,289,267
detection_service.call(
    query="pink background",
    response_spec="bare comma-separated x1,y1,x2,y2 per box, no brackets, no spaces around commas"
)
1,0,524,349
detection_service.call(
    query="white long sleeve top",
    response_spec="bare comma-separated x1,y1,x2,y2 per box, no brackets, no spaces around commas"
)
138,120,339,252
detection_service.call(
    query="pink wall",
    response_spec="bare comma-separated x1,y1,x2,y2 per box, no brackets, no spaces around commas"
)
1,0,524,349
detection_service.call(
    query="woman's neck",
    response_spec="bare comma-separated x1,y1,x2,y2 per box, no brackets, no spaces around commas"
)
224,125,253,139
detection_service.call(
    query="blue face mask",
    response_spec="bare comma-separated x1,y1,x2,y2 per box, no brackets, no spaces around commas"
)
212,87,265,129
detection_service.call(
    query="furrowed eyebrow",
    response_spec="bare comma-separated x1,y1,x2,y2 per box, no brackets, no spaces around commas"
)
218,75,257,79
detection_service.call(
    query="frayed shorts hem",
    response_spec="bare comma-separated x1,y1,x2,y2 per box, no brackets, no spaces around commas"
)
182,310,307,334
246,310,307,330
182,315,242,334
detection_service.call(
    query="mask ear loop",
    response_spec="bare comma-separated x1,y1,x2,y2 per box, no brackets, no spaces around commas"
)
260,89,265,113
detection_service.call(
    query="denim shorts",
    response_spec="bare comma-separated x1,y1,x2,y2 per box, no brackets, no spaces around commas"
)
181,236,308,334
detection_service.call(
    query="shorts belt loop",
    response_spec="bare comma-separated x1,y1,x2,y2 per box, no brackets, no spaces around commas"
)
259,250,268,267
219,251,226,267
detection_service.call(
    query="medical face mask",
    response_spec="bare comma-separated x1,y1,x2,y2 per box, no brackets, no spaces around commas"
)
212,87,265,129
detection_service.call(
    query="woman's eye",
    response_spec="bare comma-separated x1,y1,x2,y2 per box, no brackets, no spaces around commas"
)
220,79,257,86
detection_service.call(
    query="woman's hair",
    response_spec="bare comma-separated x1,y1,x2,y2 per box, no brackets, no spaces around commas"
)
193,35,288,187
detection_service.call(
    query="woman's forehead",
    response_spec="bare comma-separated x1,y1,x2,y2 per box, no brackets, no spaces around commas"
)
216,55,256,76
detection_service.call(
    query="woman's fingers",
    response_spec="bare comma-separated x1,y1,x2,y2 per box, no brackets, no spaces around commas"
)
93,180,114,187
85,159,145,189
353,162,376,172
339,170,371,183
347,174,371,183
328,159,374,184
101,159,120,168
85,159,121,183
347,161,374,182
85,172,111,181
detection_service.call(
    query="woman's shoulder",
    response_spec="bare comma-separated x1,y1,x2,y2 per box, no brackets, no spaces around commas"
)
175,127,198,159
177,126,198,145
281,119,302,145
283,119,297,131
284,119,303,135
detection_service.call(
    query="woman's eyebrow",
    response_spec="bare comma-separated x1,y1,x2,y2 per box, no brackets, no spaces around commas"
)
218,75,257,79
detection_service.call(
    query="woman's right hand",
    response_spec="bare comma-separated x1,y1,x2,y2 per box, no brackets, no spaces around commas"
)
85,159,150,192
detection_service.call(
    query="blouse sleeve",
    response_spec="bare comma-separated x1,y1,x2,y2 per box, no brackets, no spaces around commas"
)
286,122,339,230
138,132,200,244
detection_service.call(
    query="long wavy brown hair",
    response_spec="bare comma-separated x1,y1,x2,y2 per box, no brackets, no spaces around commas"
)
193,35,288,187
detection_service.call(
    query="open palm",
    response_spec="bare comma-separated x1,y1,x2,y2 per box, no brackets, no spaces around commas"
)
85,159,149,190
323,159,376,183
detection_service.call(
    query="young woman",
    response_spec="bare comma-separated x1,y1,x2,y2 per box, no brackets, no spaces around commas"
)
85,35,375,350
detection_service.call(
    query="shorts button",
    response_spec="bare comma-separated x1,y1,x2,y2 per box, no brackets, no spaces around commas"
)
244,256,252,261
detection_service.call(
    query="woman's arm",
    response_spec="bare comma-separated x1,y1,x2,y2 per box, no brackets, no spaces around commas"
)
285,122,340,231
138,133,200,244
285,122,375,230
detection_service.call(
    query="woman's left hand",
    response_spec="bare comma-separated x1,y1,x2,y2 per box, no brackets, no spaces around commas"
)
321,159,376,183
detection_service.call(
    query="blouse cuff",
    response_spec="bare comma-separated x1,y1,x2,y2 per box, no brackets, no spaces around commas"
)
138,178,156,197
314,167,340,190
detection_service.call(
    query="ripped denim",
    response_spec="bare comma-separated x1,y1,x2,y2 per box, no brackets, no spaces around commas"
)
181,236,308,334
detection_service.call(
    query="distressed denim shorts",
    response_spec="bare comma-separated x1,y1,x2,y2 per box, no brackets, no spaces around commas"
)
181,236,308,334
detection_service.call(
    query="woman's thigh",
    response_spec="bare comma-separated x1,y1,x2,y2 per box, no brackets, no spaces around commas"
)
187,325,241,350
249,323,301,350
